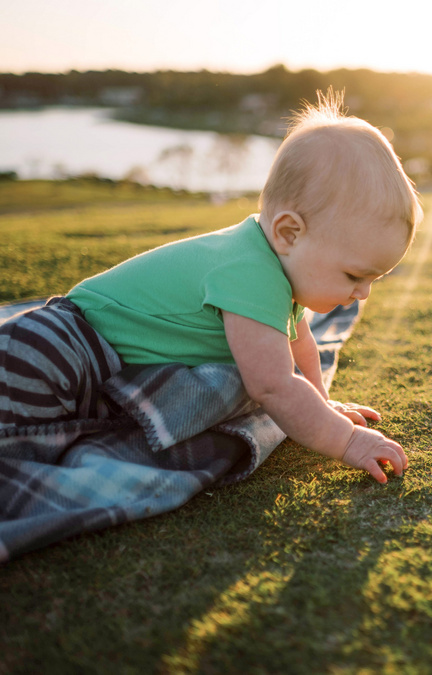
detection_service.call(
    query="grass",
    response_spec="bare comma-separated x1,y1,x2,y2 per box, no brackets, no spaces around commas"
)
2,180,432,674
0,179,252,302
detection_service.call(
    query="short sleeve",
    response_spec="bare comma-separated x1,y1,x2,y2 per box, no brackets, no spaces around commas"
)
201,255,294,336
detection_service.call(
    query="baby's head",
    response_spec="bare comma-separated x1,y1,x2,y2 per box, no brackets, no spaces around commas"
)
258,91,423,313
259,90,422,245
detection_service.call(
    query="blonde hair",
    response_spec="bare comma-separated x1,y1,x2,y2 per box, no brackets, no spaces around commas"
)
259,90,423,244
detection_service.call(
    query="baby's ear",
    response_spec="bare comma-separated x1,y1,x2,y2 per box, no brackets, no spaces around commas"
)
271,211,306,254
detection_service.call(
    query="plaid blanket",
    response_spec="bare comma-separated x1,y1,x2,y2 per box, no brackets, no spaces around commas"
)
0,298,361,562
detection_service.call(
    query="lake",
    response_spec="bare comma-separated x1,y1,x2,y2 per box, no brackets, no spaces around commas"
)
0,107,281,194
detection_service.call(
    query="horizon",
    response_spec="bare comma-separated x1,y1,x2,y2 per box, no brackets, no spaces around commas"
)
2,63,432,78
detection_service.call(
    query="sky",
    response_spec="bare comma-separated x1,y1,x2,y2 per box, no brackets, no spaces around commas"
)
2,0,432,76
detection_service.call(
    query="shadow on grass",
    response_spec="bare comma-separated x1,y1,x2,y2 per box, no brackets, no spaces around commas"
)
159,449,432,674
3,445,432,675
158,477,386,673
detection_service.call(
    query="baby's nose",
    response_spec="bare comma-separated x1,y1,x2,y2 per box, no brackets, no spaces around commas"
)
353,282,371,300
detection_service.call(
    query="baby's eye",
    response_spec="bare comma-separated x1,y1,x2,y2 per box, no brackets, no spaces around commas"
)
346,273,362,283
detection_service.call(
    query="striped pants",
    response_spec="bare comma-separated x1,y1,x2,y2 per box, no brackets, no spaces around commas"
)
0,297,123,428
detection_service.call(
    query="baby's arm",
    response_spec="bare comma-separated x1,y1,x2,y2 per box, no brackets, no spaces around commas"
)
223,311,407,483
291,316,381,427
290,316,329,399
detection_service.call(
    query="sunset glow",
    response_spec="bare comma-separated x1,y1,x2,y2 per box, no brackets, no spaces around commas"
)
2,0,432,75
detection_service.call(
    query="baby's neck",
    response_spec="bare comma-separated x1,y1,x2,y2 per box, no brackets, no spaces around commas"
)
258,211,270,234
257,212,278,255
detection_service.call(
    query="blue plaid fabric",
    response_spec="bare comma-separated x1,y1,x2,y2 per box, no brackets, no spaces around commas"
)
0,298,361,561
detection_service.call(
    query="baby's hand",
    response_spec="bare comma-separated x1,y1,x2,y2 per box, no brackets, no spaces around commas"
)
327,400,381,427
341,426,407,483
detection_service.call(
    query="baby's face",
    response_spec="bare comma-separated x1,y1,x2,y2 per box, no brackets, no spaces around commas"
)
281,216,409,314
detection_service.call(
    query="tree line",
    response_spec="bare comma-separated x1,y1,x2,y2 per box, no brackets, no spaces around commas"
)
1,66,432,179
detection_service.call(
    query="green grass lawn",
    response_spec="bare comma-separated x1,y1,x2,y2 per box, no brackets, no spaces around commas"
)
1,181,432,675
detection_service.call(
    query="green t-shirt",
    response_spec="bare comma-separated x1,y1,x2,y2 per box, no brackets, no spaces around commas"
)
67,215,304,366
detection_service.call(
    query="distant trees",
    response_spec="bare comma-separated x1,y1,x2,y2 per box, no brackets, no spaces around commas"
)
2,66,432,179
3,66,432,120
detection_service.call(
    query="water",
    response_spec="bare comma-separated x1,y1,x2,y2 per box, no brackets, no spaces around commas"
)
0,107,281,193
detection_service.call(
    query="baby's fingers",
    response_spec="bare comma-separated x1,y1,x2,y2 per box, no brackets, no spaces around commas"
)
364,449,405,484
372,445,407,481
328,401,381,424
341,427,407,483
347,403,381,421
364,458,388,484
384,439,408,470
340,410,367,427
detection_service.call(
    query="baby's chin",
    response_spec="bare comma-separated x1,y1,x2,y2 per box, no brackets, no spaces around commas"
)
305,301,341,314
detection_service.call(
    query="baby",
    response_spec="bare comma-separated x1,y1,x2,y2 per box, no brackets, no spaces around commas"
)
0,93,423,483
